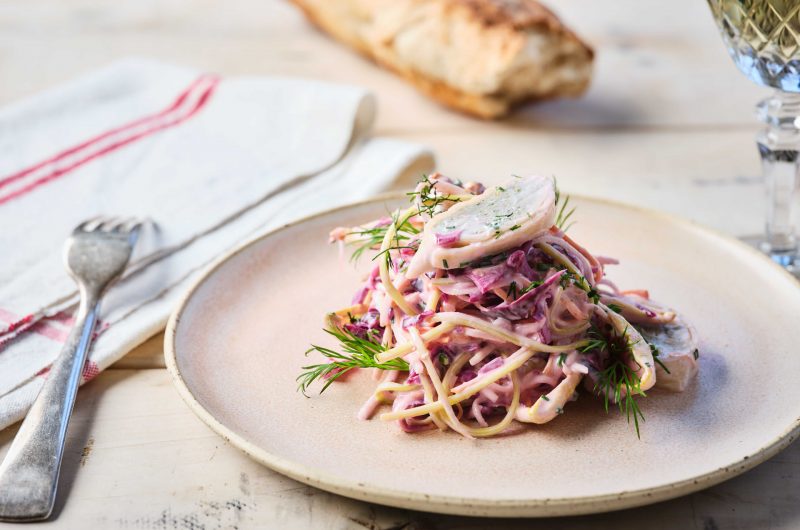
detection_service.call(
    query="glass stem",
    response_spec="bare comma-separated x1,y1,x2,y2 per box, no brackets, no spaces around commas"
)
757,91,800,256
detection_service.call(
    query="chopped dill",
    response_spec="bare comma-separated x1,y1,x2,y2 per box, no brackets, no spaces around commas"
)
561,270,600,303
507,281,518,300
650,344,671,374
519,279,543,296
438,352,450,367
458,250,510,269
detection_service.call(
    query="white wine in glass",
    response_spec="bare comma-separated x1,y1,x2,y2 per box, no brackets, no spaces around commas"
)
708,0,800,273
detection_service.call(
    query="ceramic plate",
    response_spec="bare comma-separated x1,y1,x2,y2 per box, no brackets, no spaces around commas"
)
165,195,800,517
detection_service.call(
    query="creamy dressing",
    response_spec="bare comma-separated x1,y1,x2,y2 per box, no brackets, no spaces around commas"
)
313,174,699,439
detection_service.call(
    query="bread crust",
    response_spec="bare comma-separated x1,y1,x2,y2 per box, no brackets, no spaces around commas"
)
290,0,593,118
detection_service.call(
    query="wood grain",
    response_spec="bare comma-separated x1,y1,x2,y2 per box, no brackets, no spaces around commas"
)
2,369,799,529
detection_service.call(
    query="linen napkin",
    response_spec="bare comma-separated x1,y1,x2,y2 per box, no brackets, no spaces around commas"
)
0,59,434,429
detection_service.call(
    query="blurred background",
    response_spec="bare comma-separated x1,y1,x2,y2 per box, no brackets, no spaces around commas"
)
0,0,771,235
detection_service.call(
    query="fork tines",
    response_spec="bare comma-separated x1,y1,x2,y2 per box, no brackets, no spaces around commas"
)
75,216,144,234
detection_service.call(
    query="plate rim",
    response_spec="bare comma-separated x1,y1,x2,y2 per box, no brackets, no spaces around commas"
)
164,193,800,517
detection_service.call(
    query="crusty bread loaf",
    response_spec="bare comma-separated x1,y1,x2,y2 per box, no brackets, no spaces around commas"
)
289,0,594,118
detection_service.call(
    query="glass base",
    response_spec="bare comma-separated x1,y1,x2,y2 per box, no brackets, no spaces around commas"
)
740,234,800,277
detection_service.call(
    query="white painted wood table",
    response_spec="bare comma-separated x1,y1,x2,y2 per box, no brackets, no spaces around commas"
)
0,0,796,528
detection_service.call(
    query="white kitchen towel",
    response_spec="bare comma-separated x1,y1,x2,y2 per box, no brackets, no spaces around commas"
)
0,59,434,429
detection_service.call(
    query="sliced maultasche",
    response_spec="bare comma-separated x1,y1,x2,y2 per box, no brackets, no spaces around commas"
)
406,175,556,278
637,315,699,392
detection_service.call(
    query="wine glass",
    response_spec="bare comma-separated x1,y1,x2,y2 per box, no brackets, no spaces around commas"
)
707,0,800,274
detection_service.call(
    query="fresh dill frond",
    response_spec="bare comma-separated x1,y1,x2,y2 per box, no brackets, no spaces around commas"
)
348,225,389,262
554,180,577,232
298,327,409,396
595,358,645,438
581,324,646,438
347,212,419,263
407,175,463,217
372,245,416,264
578,334,607,354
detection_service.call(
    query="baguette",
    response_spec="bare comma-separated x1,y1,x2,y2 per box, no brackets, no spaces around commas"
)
289,0,594,118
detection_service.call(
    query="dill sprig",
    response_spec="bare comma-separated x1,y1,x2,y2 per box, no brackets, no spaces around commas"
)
596,357,645,438
297,327,409,396
560,270,599,303
407,175,463,217
554,181,576,232
347,211,419,262
579,325,646,438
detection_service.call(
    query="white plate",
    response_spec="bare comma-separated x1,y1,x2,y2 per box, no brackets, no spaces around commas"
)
165,195,800,517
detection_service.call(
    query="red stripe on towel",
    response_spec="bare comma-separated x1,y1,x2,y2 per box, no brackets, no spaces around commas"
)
28,320,69,343
0,309,69,344
0,74,219,206
0,74,214,190
0,310,34,334
39,361,101,381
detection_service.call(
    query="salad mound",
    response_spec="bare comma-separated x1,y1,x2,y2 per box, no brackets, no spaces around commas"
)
298,174,699,438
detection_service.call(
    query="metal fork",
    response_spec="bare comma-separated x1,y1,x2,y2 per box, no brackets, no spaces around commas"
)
0,217,142,521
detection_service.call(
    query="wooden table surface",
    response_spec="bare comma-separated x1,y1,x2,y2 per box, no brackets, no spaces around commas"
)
1,0,796,528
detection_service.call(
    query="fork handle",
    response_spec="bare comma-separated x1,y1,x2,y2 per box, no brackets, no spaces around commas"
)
0,287,101,521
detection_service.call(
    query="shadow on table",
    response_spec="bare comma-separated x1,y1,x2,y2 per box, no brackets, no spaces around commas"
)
504,94,644,133
0,370,138,521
